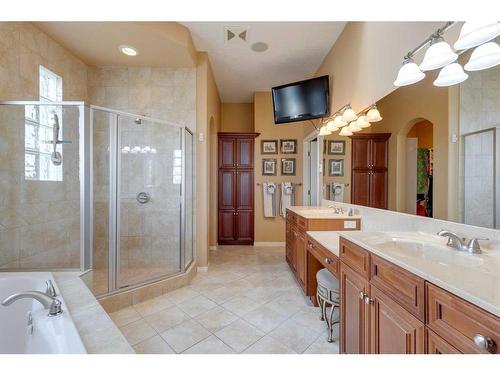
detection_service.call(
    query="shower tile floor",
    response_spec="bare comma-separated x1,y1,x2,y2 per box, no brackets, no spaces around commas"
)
110,245,339,354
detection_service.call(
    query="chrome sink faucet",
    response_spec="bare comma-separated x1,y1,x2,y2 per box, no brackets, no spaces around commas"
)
437,230,488,254
1,291,62,316
327,204,344,214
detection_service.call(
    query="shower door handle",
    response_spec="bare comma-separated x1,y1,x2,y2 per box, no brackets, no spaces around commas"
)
136,192,151,204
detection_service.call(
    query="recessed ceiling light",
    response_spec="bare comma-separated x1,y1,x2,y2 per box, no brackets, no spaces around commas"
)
119,45,138,56
251,42,268,52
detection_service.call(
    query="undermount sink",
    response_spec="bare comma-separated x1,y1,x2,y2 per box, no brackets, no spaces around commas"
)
370,234,484,268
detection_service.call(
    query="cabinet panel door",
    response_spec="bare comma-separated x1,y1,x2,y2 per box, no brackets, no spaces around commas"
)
340,263,369,354
351,170,371,207
426,328,461,354
236,138,254,168
295,232,306,288
371,138,388,169
236,169,254,210
369,286,425,354
218,170,235,210
351,138,371,169
218,211,235,242
219,137,235,168
235,210,254,242
370,170,388,209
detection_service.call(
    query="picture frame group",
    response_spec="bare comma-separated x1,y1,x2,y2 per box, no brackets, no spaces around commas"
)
262,158,296,176
261,139,297,155
260,138,297,176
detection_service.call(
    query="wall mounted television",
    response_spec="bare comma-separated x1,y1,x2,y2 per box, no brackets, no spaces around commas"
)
271,75,329,124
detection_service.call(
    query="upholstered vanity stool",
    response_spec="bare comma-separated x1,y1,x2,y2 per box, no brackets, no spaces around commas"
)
316,268,340,343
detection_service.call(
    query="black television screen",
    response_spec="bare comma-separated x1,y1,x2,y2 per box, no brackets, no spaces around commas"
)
271,75,329,124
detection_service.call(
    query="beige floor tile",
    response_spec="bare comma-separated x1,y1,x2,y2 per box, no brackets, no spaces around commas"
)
133,335,175,354
195,306,239,332
242,305,288,333
242,286,283,304
133,295,174,317
188,281,225,293
120,319,156,346
160,320,211,353
201,285,241,305
183,335,235,354
290,306,334,334
222,296,262,316
177,295,218,318
165,287,200,305
215,319,265,353
303,331,340,354
265,293,308,318
144,306,190,333
269,319,322,354
243,335,297,354
109,306,142,327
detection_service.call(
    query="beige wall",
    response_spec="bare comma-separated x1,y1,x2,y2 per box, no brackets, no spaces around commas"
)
196,52,221,265
221,103,254,133
254,92,309,242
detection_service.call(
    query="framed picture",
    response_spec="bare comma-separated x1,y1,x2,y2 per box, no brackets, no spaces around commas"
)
280,139,297,154
281,158,296,176
261,140,278,154
328,140,345,155
323,139,327,154
329,159,344,177
262,158,277,176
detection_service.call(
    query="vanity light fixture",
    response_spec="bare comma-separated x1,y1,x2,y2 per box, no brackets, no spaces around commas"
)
433,63,469,87
318,125,332,136
394,57,426,86
365,104,383,122
348,120,362,132
333,114,347,127
325,119,340,132
355,115,371,129
419,36,457,71
119,45,138,56
464,42,500,71
339,126,353,137
342,104,358,122
454,21,500,50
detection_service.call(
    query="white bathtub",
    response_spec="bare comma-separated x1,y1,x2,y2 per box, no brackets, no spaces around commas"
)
0,272,86,354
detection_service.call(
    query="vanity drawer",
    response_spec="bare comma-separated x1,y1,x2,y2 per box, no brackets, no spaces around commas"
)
339,238,370,278
307,238,339,278
370,254,425,321
426,283,500,354
297,215,307,230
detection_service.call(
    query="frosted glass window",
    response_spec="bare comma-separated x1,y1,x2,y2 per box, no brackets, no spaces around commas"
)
25,66,63,181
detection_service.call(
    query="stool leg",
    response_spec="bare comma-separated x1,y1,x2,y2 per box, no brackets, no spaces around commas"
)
317,291,325,321
327,304,338,343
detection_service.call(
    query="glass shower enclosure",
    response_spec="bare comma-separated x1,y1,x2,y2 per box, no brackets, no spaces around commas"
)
0,101,194,297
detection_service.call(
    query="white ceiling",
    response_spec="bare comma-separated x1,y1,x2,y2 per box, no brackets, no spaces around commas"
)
182,22,346,102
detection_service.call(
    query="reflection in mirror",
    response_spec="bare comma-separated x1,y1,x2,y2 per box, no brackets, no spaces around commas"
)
318,59,500,230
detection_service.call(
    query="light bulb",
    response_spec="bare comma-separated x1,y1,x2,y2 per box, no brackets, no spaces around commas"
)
348,121,362,132
420,38,457,71
434,63,469,87
464,42,500,71
342,105,358,122
318,126,332,136
366,105,382,122
356,115,371,128
394,58,425,86
325,119,339,132
339,126,353,136
333,115,347,127
454,21,500,50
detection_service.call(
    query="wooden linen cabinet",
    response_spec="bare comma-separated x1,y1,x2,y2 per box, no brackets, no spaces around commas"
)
217,133,259,245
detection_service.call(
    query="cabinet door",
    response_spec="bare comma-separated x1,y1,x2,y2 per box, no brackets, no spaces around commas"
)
371,138,388,169
340,263,369,354
295,232,306,288
291,228,298,272
426,328,461,354
236,138,254,168
236,169,254,210
286,223,293,266
235,210,254,242
368,285,425,354
351,138,371,169
351,170,371,206
218,170,235,210
218,211,235,242
370,170,388,209
219,137,235,168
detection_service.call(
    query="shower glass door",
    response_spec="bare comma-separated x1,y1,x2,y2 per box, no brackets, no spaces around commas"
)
116,114,183,289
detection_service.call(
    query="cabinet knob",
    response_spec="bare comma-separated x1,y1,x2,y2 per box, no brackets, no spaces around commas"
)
364,295,374,305
325,258,332,264
473,334,496,353
308,243,314,249
359,291,366,300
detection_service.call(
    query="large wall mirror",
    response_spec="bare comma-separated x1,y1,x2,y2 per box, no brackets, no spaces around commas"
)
319,54,500,230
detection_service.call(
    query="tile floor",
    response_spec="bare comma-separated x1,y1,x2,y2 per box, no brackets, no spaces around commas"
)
110,245,339,354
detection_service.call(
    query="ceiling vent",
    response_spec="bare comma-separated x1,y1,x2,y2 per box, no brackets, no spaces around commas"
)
224,26,249,44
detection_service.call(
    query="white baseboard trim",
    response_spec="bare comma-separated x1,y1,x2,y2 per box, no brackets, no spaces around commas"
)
253,241,285,247
208,245,217,251
197,266,209,272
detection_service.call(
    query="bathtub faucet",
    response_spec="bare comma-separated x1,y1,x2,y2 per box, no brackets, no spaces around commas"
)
1,291,62,316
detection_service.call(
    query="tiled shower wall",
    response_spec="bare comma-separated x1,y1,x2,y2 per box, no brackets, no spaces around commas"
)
459,65,500,227
0,22,88,269
88,66,196,290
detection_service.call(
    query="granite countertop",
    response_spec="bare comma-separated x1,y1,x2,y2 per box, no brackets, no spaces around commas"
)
53,272,134,354
331,231,500,317
287,206,361,220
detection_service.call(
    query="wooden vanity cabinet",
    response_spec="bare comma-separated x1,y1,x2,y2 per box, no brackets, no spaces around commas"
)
285,209,360,294
339,237,500,354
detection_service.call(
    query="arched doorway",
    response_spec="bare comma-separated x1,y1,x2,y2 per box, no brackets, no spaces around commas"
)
403,119,434,217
